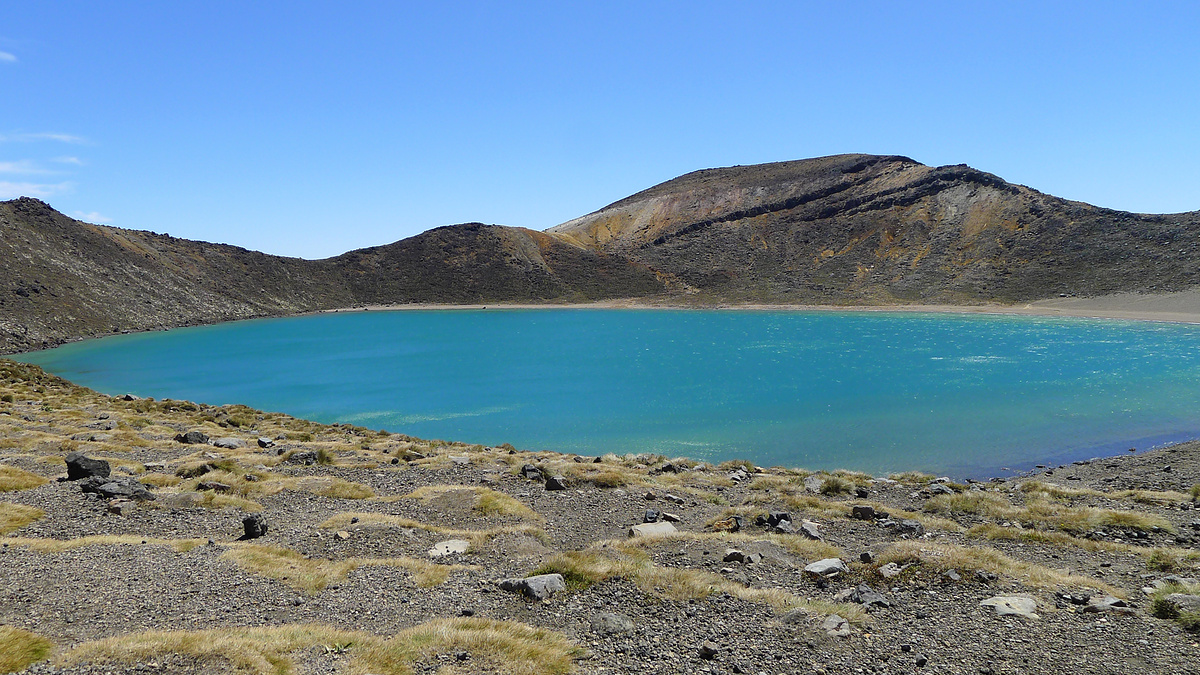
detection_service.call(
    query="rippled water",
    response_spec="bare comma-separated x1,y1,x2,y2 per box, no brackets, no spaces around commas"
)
18,309,1200,478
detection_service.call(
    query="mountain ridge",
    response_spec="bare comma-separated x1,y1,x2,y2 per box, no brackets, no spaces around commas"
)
5,153,1200,353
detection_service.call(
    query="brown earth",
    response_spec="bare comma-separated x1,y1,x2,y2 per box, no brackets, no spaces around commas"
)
1,360,1198,675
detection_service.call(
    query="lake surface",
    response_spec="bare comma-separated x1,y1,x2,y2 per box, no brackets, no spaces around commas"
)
17,309,1200,478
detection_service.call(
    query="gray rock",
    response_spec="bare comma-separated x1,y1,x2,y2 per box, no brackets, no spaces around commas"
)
256,437,274,448
849,583,891,608
160,492,204,509
544,474,568,491
1162,594,1200,614
980,595,1039,619
196,481,231,492
663,493,685,505
662,512,681,523
629,521,677,538
174,430,210,445
519,464,543,481
804,558,849,577
429,539,470,557
1082,595,1134,614
851,505,876,520
878,562,910,578
723,549,748,563
498,574,565,601
449,455,470,465
780,607,810,625
772,519,796,534
211,437,244,449
823,614,851,638
590,612,635,634
65,452,110,480
804,474,824,492
799,520,823,540
698,640,721,659
928,483,955,495
727,468,750,482
767,511,792,527
78,476,154,501
242,514,268,539
643,509,660,523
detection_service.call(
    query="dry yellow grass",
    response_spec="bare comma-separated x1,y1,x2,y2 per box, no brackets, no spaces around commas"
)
0,502,45,535
59,618,581,675
0,625,53,674
876,541,1124,597
319,512,548,549
401,485,542,521
534,540,866,622
0,464,48,492
3,535,208,553
1019,480,1190,505
220,543,474,594
924,490,1172,534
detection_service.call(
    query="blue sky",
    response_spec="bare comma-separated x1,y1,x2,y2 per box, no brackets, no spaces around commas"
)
2,2,1198,259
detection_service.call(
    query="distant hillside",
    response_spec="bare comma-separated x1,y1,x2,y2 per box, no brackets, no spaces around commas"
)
5,154,1200,353
0,199,663,353
552,154,1200,304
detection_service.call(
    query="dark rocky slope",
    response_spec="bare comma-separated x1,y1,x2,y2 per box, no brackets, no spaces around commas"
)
552,154,1200,304
6,153,1200,353
0,199,664,354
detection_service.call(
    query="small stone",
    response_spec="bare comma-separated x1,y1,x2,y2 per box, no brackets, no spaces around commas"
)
429,539,471,557
242,514,268,539
519,464,543,481
196,481,231,492
698,641,721,659
334,530,351,541
914,653,928,667
799,520,823,540
174,430,210,445
851,505,876,520
711,516,742,533
804,558,849,577
497,574,565,601
544,474,568,491
257,437,274,448
723,549,748,563
590,612,635,634
629,521,677,538
1083,595,1134,614
65,452,110,481
860,551,875,564
980,595,1039,619
644,509,661,523
106,499,135,516
822,614,851,638
211,437,244,449
449,455,470,465
662,512,682,523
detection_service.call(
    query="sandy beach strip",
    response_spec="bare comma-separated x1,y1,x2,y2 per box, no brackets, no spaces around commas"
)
318,288,1200,324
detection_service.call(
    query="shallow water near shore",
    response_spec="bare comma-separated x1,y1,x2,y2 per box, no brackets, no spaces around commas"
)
18,309,1200,478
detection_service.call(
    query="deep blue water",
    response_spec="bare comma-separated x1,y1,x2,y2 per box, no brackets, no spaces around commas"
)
17,309,1200,478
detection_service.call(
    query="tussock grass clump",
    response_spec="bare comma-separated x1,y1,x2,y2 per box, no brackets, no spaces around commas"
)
924,490,1172,534
533,541,865,621
319,512,548,548
401,485,542,521
59,618,581,675
1150,580,1200,632
3,535,208,553
876,541,1123,597
221,544,472,593
0,625,53,674
0,465,48,492
0,502,45,535
1019,480,1190,506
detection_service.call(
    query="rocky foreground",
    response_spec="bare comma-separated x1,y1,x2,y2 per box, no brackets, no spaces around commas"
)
1,358,1199,675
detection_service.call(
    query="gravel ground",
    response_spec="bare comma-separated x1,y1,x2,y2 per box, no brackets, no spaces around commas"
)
2,363,1200,675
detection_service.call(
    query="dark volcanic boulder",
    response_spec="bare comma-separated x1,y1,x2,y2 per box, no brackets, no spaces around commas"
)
242,514,268,539
174,430,210,445
78,475,154,501
65,452,110,480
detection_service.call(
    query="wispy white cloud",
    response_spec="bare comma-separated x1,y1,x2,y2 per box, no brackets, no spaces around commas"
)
0,160,54,175
0,180,74,200
0,132,86,144
71,210,112,224
0,52,16,63
53,156,84,166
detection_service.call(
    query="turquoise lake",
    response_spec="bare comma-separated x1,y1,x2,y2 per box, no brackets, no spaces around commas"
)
17,309,1200,478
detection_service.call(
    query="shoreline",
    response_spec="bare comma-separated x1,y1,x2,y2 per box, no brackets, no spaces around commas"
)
315,287,1200,325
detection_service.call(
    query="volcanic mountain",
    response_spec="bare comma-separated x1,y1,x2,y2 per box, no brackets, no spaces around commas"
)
4,153,1199,353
